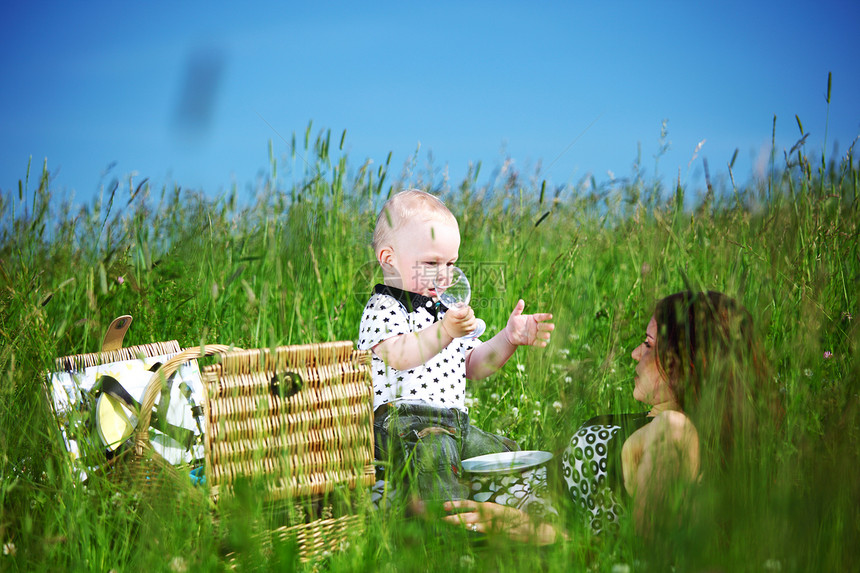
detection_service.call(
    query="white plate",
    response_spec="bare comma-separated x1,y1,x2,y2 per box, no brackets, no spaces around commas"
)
95,393,136,451
461,450,553,474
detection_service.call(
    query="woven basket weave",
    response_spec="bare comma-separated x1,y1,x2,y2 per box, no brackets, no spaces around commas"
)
201,341,375,561
53,340,183,372
201,341,375,501
112,344,234,507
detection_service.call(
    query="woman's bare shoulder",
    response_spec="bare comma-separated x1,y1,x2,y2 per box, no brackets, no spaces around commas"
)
622,410,700,494
624,410,695,448
650,410,697,443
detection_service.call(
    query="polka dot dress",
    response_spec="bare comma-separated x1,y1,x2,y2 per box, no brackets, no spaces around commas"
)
561,413,652,534
357,285,479,411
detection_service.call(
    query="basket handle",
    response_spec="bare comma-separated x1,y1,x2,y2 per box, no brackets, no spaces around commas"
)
101,315,133,352
134,344,234,451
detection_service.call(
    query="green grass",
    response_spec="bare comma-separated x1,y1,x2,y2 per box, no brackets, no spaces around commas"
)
1,120,859,572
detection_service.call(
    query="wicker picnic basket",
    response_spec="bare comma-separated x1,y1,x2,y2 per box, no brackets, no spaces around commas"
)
200,340,375,561
50,321,375,562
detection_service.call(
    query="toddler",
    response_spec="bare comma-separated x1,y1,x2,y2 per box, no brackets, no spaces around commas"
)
358,189,554,502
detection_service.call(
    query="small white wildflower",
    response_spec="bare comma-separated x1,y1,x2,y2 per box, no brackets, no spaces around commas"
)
516,363,525,373
611,564,631,573
511,407,519,417
535,400,541,407
560,348,570,356
460,555,475,569
564,376,572,384
2,542,15,556
168,556,187,572
804,369,813,378
570,333,580,341
552,401,562,413
582,343,591,351
610,368,616,374
763,558,782,572
533,410,541,417
490,393,499,401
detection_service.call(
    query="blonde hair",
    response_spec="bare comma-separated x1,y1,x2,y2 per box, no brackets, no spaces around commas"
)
372,189,457,253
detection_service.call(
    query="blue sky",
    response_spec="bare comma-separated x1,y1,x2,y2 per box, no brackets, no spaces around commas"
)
2,1,858,206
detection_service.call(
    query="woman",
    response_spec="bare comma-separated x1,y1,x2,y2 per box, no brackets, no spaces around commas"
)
443,291,777,543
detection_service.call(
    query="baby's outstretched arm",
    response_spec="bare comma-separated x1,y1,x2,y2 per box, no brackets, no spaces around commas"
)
373,305,475,371
466,299,554,380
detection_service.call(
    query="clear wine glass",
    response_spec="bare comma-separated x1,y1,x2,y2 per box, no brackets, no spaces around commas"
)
433,266,486,340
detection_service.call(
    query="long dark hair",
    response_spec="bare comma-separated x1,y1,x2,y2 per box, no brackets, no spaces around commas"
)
652,291,780,464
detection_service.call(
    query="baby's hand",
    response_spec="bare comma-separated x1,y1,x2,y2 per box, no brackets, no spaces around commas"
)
503,299,554,347
441,304,476,339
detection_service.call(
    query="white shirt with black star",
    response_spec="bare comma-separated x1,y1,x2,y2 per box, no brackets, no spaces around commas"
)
357,284,480,412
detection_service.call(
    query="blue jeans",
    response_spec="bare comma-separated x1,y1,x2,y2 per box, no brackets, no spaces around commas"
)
374,401,519,502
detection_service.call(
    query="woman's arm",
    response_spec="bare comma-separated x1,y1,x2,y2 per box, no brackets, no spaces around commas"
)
622,410,700,534
441,500,562,545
